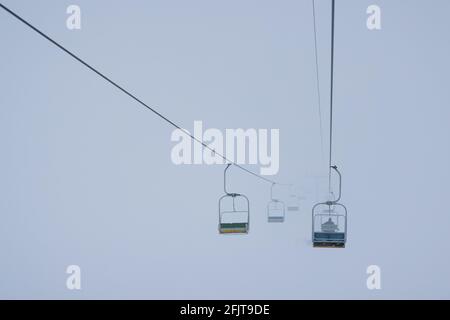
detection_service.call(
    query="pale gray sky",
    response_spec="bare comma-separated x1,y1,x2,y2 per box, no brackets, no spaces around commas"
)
0,0,449,299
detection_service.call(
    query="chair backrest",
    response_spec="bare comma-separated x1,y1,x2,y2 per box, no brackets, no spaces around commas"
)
219,193,250,226
267,200,285,221
312,202,347,241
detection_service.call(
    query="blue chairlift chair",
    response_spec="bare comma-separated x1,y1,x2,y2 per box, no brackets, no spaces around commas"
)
312,166,347,248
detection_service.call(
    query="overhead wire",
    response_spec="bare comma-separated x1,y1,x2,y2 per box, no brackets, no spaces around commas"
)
312,0,325,163
0,2,278,185
328,0,336,194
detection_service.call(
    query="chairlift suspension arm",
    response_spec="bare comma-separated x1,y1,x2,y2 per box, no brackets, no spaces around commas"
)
328,165,342,204
224,164,232,195
270,183,275,201
223,164,240,197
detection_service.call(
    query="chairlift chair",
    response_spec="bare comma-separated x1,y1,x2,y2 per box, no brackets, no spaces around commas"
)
287,185,300,212
267,183,286,223
312,166,347,248
218,164,250,234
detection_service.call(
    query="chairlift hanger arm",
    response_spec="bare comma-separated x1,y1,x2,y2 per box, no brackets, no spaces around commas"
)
224,164,240,197
328,165,342,204
224,164,231,195
270,183,276,201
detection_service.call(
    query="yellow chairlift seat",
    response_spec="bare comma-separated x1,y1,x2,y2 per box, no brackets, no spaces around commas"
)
219,222,249,234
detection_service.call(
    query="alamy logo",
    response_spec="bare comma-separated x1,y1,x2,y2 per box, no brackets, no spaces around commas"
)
66,5,81,30
367,5,381,30
366,265,381,290
170,121,280,175
66,265,81,290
